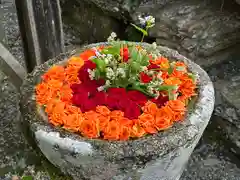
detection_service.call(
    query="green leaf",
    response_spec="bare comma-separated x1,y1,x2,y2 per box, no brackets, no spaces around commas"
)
188,73,197,83
139,54,150,66
130,61,141,73
129,84,155,97
131,23,148,36
176,66,185,71
22,176,33,180
168,65,174,74
91,58,106,72
129,47,139,61
101,45,120,55
168,90,176,100
157,85,178,91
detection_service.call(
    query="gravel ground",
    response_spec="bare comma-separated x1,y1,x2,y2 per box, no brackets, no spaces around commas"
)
0,0,240,179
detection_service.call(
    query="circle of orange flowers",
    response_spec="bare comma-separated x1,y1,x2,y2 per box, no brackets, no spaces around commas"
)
35,48,197,141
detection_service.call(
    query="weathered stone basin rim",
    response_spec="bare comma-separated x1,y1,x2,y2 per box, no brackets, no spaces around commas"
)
20,42,215,179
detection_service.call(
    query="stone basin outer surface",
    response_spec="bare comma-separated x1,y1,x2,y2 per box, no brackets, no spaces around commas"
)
20,42,215,180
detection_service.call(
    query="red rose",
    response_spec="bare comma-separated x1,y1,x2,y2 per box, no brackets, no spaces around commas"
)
80,99,96,112
151,95,169,108
72,93,88,107
107,88,127,98
96,78,106,86
92,91,107,105
71,81,98,95
122,101,141,119
106,95,120,110
147,63,159,70
120,47,130,62
78,61,96,82
127,90,148,106
140,72,152,83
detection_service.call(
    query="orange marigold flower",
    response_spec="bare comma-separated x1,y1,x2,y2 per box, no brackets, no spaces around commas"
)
46,79,63,90
138,113,157,134
119,125,131,140
173,111,185,122
45,98,59,114
67,56,84,67
164,77,182,85
59,84,73,103
84,110,99,121
118,117,135,128
110,110,124,120
142,101,158,116
64,104,82,115
63,113,84,132
102,120,120,140
64,65,81,85
151,57,170,69
42,65,65,82
170,62,187,78
179,79,196,98
131,123,146,138
165,100,186,112
155,106,173,130
79,49,96,61
80,118,99,138
98,114,110,130
48,101,66,126
35,82,53,105
96,106,111,116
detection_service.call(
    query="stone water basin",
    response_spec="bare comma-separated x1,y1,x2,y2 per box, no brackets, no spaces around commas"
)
19,42,214,180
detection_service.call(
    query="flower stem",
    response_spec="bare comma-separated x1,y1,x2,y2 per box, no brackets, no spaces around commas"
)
141,35,145,42
141,27,149,42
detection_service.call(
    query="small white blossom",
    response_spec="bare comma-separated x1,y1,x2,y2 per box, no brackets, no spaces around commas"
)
140,66,148,72
138,15,146,26
138,15,155,27
147,70,155,76
152,42,157,49
87,69,95,80
116,67,126,78
97,86,105,92
107,32,117,42
145,16,155,26
147,86,154,94
157,71,163,79
104,54,113,64
141,49,147,55
105,80,111,86
111,32,117,38
106,67,115,79
154,91,160,99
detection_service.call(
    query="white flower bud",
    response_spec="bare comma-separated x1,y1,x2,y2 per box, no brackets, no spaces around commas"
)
152,42,157,49
97,86,105,92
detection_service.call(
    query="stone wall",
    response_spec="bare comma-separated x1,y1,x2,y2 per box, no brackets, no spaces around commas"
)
60,0,240,69
60,0,123,44
131,0,240,68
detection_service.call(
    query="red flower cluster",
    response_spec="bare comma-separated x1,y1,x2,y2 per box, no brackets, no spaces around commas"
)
120,47,130,62
71,80,150,119
35,45,198,141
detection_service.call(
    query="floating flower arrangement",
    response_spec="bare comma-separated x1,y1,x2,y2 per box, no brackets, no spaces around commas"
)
35,16,198,141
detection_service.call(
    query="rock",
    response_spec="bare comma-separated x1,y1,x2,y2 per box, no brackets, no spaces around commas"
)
181,119,240,180
20,42,214,180
221,76,240,115
60,0,124,44
213,75,240,156
131,0,240,68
